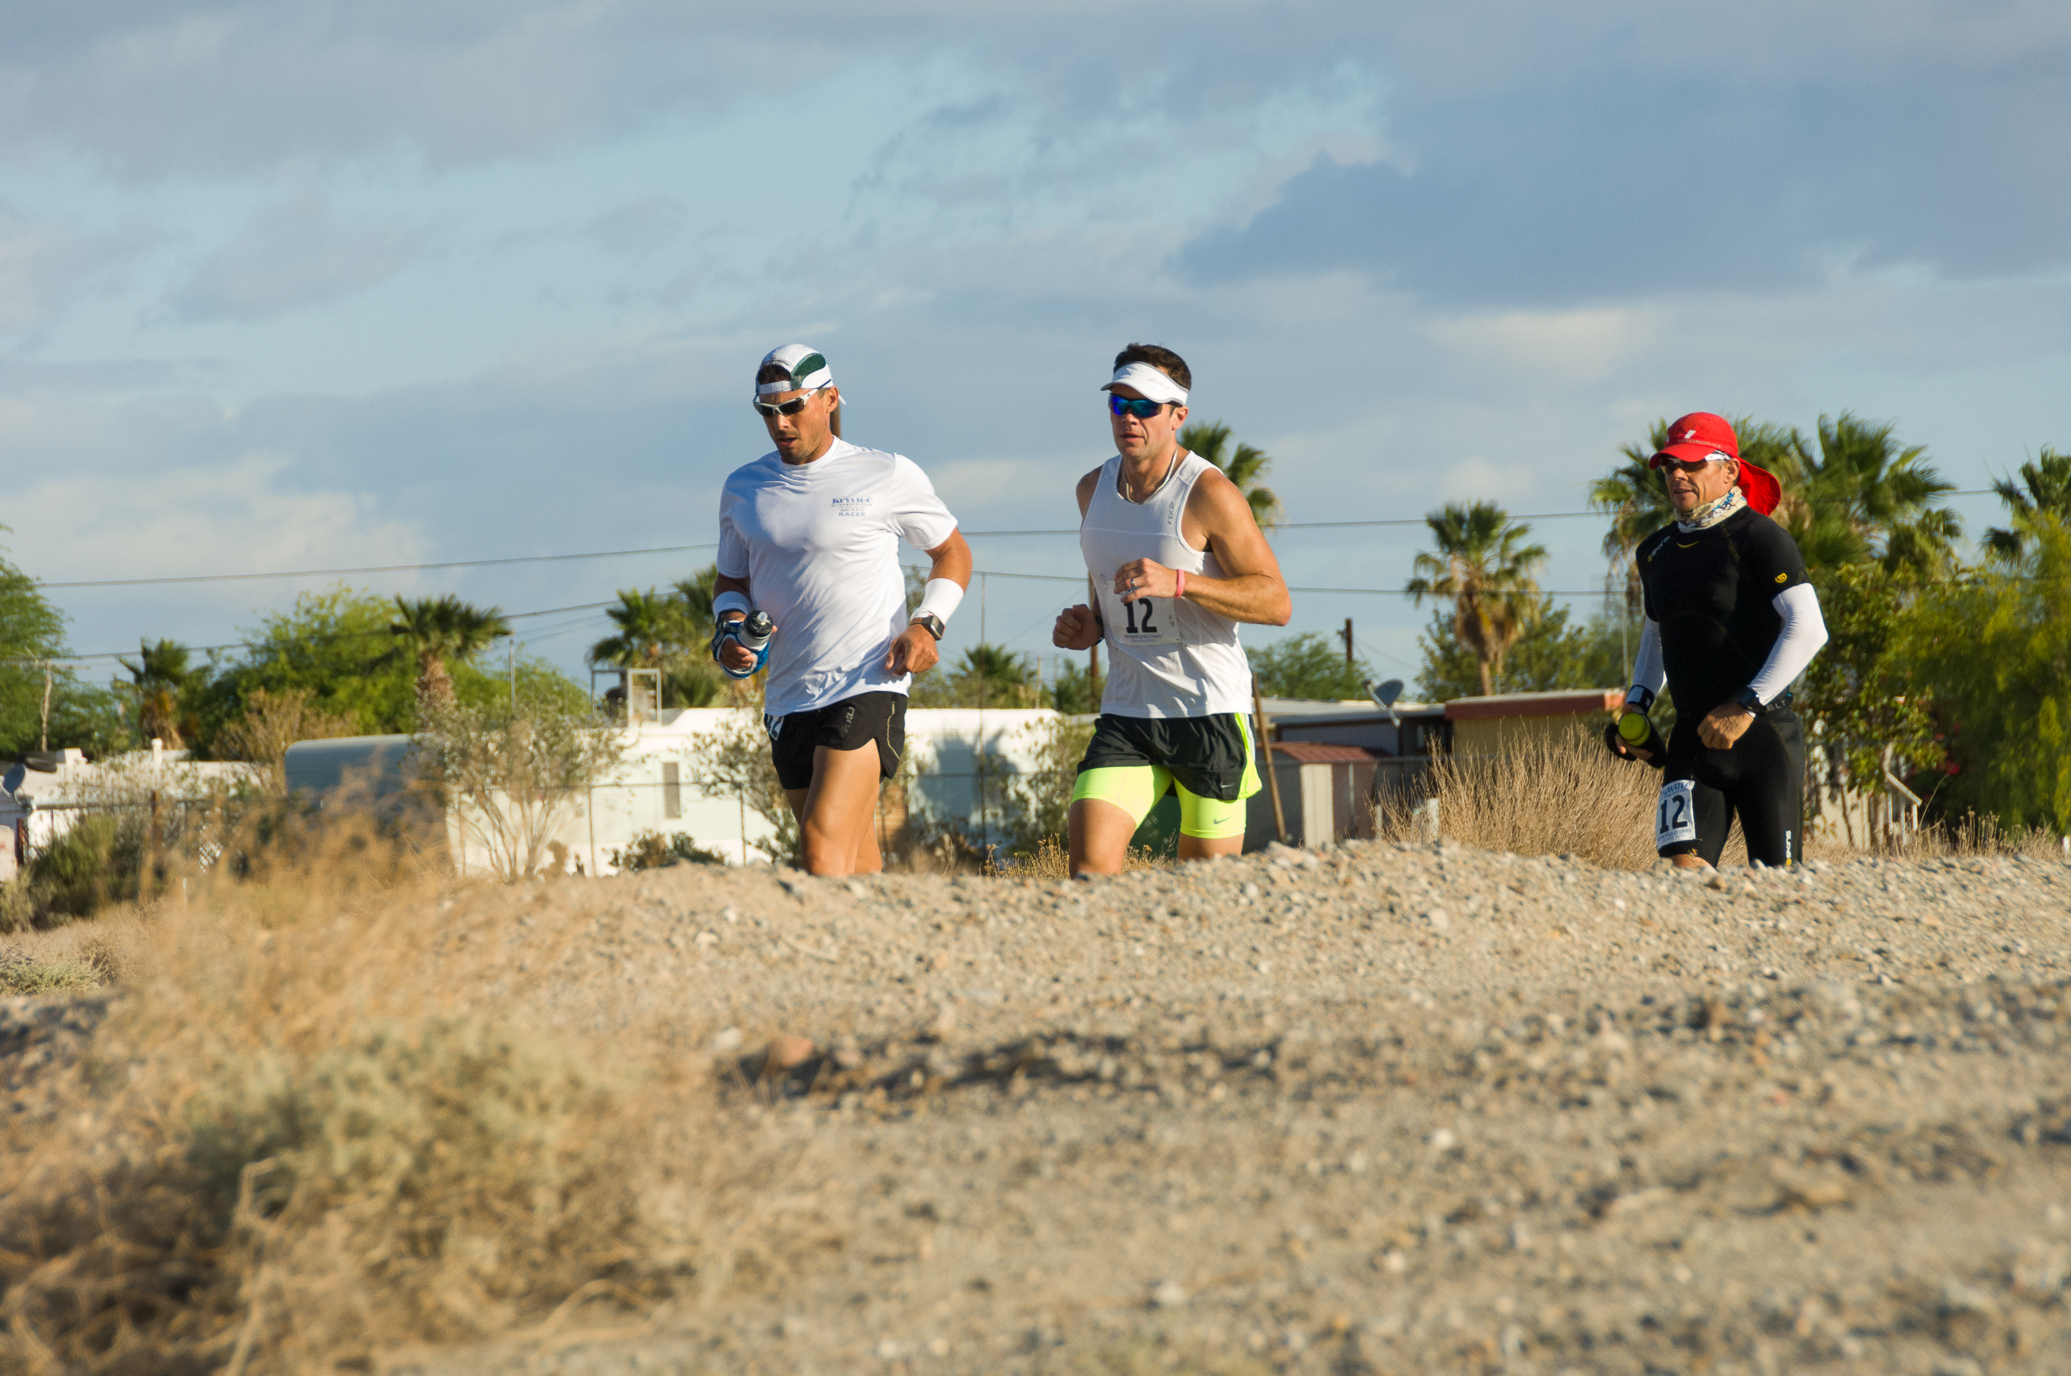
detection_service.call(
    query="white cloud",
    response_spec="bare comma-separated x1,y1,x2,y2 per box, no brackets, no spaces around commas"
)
1424,307,1668,388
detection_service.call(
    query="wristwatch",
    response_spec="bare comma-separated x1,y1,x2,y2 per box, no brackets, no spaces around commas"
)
1734,686,1763,715
909,613,946,641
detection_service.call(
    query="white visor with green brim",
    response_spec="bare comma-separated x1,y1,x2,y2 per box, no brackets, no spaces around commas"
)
1101,362,1187,405
757,343,833,397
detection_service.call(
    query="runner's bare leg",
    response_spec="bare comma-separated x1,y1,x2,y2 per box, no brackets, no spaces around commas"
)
1068,798,1138,876
783,741,885,875
1177,834,1243,862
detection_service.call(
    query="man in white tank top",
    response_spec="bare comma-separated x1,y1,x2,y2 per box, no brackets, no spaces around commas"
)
1053,343,1292,876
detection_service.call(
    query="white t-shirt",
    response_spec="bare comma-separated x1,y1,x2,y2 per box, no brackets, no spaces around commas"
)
717,438,959,717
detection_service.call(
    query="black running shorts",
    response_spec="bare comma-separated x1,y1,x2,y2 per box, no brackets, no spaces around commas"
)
1074,712,1257,803
1656,709,1806,868
766,692,906,792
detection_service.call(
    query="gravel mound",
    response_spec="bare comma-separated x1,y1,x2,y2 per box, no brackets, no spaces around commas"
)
392,839,2071,1375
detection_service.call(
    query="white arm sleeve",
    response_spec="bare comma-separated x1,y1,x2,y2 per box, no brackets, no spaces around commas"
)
1745,583,1828,705
1626,618,1665,703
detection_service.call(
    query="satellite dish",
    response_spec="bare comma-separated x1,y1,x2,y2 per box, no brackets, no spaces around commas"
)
1366,679,1404,728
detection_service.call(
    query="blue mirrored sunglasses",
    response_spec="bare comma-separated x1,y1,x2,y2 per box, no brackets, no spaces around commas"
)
1108,395,1170,419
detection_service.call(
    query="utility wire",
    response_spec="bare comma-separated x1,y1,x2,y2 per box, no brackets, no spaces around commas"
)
26,489,2011,590
7,599,619,665
34,544,721,590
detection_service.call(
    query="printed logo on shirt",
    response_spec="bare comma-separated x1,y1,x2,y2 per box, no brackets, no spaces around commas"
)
1774,571,1788,583
831,496,873,518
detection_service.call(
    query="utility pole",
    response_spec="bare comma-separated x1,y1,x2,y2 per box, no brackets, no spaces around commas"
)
39,663,52,751
508,637,516,713
1339,618,1355,666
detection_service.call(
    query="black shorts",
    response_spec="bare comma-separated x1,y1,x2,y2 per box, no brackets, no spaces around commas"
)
1074,712,1257,804
1658,709,1805,868
766,692,906,792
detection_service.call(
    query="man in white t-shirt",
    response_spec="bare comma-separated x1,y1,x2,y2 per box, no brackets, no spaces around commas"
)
714,344,972,875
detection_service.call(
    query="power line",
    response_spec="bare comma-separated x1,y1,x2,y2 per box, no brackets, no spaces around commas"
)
25,489,2011,589
14,599,619,664
34,544,720,590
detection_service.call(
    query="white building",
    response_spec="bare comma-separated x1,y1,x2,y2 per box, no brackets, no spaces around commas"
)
1,743,262,877
283,707,1063,876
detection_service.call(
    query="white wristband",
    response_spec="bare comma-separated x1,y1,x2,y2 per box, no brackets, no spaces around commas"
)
712,590,751,621
914,578,964,625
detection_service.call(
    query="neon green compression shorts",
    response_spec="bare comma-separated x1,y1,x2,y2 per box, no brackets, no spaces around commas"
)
1068,711,1261,840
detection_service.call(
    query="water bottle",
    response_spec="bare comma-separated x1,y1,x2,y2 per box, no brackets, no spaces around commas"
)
740,610,774,656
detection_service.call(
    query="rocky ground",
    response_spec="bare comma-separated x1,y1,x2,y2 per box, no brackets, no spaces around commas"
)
17,838,2071,1375
388,839,2071,1376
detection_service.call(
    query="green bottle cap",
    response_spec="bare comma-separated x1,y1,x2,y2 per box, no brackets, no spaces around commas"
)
1618,711,1650,743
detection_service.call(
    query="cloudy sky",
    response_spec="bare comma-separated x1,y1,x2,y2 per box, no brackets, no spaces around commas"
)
5,1,2069,688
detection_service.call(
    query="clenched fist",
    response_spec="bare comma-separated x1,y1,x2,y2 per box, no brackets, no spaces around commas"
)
1053,603,1102,650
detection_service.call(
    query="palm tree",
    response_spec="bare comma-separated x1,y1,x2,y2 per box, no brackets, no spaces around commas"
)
1178,421,1283,529
118,638,198,748
1405,502,1548,696
671,565,724,642
587,587,690,670
1781,413,1961,576
951,644,1040,709
389,595,511,707
1984,447,2071,563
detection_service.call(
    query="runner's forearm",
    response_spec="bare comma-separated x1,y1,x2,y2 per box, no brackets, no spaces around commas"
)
1179,571,1290,626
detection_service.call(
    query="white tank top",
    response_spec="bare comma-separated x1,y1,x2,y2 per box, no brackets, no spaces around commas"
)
1079,450,1254,719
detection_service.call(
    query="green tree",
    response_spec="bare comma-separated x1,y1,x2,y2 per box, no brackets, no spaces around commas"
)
588,585,724,710
387,596,511,708
1247,632,1373,701
117,638,202,748
1404,502,1548,696
1903,514,2071,834
1780,413,1961,576
1178,421,1282,529
1049,659,1099,715
1415,602,1631,702
1983,447,2071,564
671,565,723,642
948,645,1041,709
1796,565,1943,843
189,587,586,755
0,540,70,753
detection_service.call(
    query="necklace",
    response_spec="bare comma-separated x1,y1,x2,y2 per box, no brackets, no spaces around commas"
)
1121,448,1181,504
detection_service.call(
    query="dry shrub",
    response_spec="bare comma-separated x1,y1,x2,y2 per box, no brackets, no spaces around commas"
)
0,810,802,1373
1006,835,1169,880
1382,726,1704,870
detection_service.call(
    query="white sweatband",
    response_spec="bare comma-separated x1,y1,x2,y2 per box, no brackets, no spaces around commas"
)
1102,362,1187,405
914,578,964,625
713,590,751,621
1745,583,1828,705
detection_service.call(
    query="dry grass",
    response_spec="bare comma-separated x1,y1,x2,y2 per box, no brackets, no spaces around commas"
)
1381,729,1677,870
1379,727,2063,869
0,814,813,1374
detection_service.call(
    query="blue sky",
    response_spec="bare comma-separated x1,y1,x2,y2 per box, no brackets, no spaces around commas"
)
4,1,2069,689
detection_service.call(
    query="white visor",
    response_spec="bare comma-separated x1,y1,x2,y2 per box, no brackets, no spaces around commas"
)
1101,362,1187,406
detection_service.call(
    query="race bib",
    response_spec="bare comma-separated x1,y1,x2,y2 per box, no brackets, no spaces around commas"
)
1656,778,1698,849
1109,595,1180,647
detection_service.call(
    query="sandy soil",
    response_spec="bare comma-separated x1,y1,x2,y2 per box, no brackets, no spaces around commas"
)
341,839,2071,1376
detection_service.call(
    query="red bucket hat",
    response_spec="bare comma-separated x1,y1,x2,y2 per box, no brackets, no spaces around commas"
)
1649,411,1781,516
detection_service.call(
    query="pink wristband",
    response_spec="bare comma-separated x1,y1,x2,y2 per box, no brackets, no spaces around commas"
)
1174,570,1187,599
